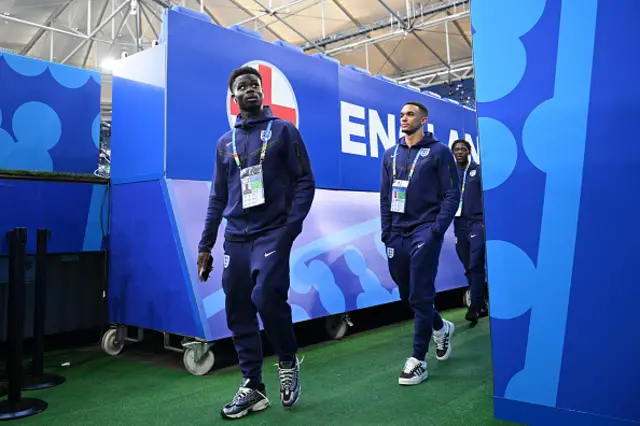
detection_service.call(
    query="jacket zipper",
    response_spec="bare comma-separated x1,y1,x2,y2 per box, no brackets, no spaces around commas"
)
244,130,250,236
404,145,412,230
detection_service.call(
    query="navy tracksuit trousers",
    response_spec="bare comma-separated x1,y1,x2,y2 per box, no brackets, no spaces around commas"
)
454,218,487,309
385,225,445,361
222,227,297,384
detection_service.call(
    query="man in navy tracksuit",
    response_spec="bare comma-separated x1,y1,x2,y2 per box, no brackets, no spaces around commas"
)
197,67,315,419
451,139,488,324
380,101,460,386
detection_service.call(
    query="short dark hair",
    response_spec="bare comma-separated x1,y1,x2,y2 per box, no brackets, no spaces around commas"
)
228,66,262,92
404,101,429,117
452,139,472,151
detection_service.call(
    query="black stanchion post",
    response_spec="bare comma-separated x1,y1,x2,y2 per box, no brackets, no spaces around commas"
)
0,228,48,421
22,229,65,391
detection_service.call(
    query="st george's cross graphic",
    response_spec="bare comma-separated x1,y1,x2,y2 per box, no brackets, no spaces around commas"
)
226,60,300,129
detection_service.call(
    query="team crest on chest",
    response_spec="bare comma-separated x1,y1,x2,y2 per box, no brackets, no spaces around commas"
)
387,247,395,259
260,130,272,141
470,170,476,177
420,148,430,157
223,255,230,268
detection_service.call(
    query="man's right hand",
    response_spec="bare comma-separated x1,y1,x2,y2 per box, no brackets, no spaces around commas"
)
197,252,214,282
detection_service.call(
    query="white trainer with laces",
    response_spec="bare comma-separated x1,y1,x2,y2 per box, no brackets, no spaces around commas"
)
398,357,428,385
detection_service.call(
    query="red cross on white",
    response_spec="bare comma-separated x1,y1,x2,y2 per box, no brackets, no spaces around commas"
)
227,61,299,128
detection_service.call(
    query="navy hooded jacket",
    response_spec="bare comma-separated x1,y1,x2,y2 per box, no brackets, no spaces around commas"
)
380,132,460,241
455,162,484,224
198,106,315,252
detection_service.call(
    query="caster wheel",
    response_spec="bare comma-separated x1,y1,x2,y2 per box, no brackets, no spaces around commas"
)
183,348,215,376
101,328,124,356
463,289,471,308
325,316,348,340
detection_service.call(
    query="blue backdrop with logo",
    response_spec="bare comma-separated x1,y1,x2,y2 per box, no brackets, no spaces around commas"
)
0,53,106,256
108,7,477,340
0,52,101,174
473,0,640,424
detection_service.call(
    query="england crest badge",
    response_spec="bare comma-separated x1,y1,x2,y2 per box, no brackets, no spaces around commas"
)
260,129,272,142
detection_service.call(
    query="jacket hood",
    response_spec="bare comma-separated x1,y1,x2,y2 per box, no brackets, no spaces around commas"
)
234,105,277,128
399,131,440,148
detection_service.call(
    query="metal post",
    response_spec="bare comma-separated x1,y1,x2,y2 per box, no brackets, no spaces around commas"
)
111,0,115,39
0,229,48,420
135,2,141,52
445,21,451,66
365,43,369,71
22,229,66,392
321,0,325,38
87,0,92,33
49,29,54,61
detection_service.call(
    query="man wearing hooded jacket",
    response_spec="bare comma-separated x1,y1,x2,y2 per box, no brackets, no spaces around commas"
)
451,139,488,324
380,101,460,386
197,66,315,420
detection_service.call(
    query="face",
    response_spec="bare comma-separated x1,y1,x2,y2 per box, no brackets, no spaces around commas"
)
400,104,427,133
232,73,263,111
453,143,470,164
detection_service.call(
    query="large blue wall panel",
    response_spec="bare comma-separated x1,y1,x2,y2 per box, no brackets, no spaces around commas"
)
473,0,640,425
0,53,101,174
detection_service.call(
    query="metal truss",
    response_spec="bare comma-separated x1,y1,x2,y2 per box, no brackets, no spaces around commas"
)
395,58,474,87
1,0,160,69
1,0,472,84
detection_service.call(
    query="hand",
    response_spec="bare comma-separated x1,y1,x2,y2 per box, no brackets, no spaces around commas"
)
197,252,214,282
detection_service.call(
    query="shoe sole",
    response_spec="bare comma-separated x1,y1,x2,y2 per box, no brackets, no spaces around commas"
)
399,372,428,386
221,399,270,420
436,321,455,362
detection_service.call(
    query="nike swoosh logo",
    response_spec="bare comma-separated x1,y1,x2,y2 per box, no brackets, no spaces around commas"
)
265,250,276,257
470,234,476,238
417,243,424,248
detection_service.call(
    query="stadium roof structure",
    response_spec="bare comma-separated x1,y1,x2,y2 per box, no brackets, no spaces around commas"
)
0,0,472,109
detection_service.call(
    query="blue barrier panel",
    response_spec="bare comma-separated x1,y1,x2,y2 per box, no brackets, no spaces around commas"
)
166,181,464,341
0,178,108,255
473,0,640,424
108,8,475,340
0,53,101,174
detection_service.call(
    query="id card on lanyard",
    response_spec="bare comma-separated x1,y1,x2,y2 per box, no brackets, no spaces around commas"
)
455,165,469,217
232,121,273,210
390,144,424,214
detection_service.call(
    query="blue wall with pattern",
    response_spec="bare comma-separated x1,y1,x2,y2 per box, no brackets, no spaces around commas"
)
0,52,101,174
473,0,640,425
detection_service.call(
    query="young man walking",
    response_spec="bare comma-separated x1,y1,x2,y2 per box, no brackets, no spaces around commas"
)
197,66,315,419
380,101,460,385
451,139,488,324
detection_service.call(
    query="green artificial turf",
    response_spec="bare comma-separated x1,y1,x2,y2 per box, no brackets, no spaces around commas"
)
14,309,517,426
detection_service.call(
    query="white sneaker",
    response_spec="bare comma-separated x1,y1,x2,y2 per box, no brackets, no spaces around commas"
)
398,357,428,385
433,319,455,361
